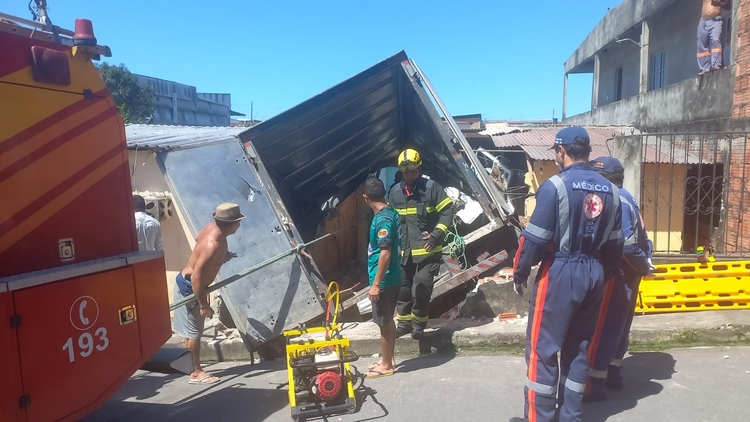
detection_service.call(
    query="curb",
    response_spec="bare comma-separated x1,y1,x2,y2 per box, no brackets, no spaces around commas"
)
163,310,750,361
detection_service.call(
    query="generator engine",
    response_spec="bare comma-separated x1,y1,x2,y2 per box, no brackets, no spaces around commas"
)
291,348,345,404
283,282,359,421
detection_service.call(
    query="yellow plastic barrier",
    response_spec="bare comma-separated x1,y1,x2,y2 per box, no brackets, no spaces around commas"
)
636,260,750,314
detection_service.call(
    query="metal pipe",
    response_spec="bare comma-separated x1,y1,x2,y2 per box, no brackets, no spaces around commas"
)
0,11,74,36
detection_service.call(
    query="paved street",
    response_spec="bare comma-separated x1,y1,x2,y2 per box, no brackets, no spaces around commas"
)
84,346,749,422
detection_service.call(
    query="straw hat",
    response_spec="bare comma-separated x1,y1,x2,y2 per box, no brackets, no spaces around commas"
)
212,202,246,222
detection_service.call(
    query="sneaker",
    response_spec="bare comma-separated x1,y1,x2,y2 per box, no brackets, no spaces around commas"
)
411,328,424,340
395,325,412,338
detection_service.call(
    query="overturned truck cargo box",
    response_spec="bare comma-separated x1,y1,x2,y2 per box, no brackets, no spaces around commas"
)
239,50,521,320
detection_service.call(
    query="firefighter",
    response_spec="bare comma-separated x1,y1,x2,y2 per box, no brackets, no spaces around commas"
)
510,127,624,422
389,148,454,340
585,157,653,401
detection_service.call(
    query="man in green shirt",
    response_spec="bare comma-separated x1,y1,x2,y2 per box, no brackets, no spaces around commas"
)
363,176,401,379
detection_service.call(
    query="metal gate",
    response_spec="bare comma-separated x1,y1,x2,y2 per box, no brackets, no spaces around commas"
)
630,132,750,257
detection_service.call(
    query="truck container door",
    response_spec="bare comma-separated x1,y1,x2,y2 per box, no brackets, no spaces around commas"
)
156,139,325,350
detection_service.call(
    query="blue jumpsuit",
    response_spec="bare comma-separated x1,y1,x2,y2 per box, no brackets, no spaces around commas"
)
514,162,624,422
587,188,652,392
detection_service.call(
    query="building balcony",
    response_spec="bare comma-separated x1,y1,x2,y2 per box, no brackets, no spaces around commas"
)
564,68,734,129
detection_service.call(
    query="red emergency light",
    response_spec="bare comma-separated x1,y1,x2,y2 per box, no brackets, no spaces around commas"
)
73,18,97,46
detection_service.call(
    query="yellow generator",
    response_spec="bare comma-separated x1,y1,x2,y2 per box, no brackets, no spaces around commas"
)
282,283,359,421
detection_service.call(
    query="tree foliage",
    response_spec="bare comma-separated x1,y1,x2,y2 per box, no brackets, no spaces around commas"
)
96,63,154,124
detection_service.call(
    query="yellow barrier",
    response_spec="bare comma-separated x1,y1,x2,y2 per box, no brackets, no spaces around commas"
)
636,260,750,314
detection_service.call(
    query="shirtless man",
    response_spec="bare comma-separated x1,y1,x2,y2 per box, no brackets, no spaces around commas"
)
173,202,244,384
697,0,728,75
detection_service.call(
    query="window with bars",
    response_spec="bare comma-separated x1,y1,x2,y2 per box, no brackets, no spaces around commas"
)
651,51,666,90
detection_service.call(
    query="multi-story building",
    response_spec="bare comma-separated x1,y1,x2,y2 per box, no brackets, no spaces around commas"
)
135,74,244,127
558,0,750,258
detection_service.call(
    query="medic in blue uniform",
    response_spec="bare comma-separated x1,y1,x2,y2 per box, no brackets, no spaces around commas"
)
585,157,653,401
509,127,624,422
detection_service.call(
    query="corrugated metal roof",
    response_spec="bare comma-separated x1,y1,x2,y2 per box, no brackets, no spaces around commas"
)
521,144,613,161
126,124,245,150
491,127,628,148
493,127,701,164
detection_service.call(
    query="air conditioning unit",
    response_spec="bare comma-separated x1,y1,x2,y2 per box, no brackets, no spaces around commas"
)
134,191,174,222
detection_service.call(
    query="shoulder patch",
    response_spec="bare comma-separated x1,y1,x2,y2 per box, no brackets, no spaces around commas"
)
377,228,389,238
583,193,604,219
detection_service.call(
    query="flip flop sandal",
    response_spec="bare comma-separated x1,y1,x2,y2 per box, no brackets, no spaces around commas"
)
368,362,396,370
189,375,220,385
365,370,394,379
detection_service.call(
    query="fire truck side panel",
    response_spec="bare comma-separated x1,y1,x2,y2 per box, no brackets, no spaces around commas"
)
0,29,138,279
0,291,26,422
132,256,171,355
13,267,141,422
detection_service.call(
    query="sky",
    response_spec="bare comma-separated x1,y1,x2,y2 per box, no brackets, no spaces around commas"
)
4,0,622,121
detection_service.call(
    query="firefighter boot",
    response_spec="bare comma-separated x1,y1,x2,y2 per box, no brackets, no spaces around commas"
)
395,324,412,338
508,418,528,422
607,365,624,390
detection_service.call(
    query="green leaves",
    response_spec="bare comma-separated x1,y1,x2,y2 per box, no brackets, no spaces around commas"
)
96,63,154,124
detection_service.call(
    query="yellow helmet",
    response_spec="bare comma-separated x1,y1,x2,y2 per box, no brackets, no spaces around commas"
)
397,148,422,171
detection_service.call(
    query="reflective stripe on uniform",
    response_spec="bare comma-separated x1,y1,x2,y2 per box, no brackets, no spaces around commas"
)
588,368,609,379
396,313,412,321
525,222,554,241
411,313,429,323
562,376,586,393
411,246,442,256
396,208,418,216
436,197,453,212
526,378,557,396
435,223,448,233
549,175,571,251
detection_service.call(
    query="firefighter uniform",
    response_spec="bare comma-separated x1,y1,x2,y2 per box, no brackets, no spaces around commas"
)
389,154,453,336
585,158,653,397
512,128,624,422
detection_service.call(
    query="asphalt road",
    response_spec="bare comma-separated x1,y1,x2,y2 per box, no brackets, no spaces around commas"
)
83,346,749,422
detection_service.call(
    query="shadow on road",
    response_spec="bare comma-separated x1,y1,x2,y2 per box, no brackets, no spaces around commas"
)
82,361,288,422
394,350,457,374
583,351,677,422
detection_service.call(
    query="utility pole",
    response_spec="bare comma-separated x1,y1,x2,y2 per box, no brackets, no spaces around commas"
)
251,102,253,123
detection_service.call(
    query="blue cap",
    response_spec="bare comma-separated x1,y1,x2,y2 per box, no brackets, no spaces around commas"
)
551,126,591,149
591,156,624,174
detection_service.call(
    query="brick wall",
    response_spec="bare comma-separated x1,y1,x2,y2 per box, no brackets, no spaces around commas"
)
734,0,750,118
721,140,750,253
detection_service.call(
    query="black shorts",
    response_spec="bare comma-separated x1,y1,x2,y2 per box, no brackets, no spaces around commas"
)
371,285,400,327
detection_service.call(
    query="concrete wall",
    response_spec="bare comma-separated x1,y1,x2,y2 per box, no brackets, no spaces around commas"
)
565,67,734,129
128,150,194,312
565,0,677,73
597,45,641,107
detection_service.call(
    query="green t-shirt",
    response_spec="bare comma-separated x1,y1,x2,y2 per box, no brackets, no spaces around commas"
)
368,205,401,289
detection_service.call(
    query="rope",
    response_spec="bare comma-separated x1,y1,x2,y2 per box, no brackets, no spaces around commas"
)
443,220,467,270
168,214,368,311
